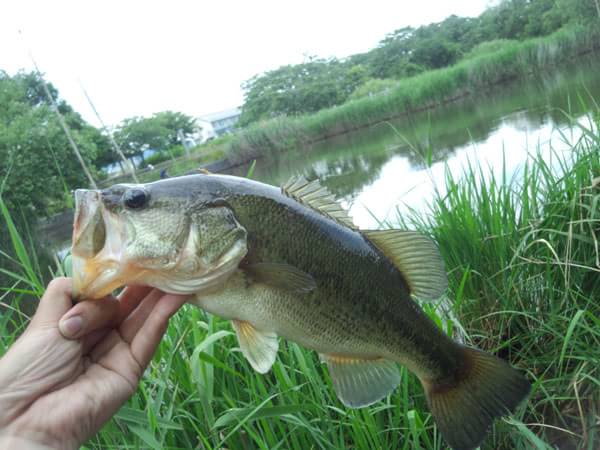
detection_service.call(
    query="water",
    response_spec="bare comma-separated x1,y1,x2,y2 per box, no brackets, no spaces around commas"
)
41,54,600,252
230,54,600,229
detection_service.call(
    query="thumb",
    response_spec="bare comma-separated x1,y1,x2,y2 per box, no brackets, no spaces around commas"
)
58,295,120,339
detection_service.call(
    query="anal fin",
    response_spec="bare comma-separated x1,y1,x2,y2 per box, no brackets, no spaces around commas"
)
231,320,278,374
320,354,401,408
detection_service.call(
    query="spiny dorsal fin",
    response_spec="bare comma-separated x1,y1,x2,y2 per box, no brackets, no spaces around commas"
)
364,230,447,301
282,176,356,229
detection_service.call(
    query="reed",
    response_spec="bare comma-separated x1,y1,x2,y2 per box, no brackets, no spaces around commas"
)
225,24,600,164
0,110,598,449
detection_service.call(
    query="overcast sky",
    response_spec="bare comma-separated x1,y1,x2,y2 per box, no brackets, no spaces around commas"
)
2,0,493,127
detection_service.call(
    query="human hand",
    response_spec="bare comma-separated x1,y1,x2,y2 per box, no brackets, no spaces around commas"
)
0,277,188,450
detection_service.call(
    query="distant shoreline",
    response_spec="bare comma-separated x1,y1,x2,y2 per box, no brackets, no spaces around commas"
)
224,25,600,164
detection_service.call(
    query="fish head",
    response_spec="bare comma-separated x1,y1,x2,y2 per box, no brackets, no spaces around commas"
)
71,179,247,299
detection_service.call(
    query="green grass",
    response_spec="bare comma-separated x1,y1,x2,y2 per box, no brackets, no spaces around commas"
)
100,144,228,187
1,111,599,449
225,24,600,163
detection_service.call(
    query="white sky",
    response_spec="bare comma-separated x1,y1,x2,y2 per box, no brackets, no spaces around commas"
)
2,0,492,127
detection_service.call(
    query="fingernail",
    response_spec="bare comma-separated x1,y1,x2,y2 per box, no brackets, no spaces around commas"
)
59,316,83,338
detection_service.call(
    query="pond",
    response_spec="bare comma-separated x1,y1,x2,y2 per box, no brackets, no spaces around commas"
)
230,53,600,229
40,53,600,253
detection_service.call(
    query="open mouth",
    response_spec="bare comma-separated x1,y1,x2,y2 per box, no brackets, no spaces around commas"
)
70,188,249,300
71,189,127,300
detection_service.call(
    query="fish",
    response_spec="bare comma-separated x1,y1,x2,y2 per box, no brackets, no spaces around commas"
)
71,174,530,450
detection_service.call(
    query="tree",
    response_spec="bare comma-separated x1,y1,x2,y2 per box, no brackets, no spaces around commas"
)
237,0,590,127
0,71,102,215
239,58,367,126
411,39,459,69
153,111,196,147
364,27,415,79
559,0,600,21
114,111,196,161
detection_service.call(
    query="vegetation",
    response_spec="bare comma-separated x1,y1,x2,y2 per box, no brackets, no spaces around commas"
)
0,71,202,218
2,2,600,444
3,0,599,216
1,104,598,449
238,0,600,125
0,71,104,215
113,111,197,165
226,24,600,162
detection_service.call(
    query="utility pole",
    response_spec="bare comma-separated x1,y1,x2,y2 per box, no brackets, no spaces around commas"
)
20,30,97,188
36,71,98,189
80,82,139,182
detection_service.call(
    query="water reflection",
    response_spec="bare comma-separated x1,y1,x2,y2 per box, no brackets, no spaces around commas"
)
233,53,600,229
349,119,583,229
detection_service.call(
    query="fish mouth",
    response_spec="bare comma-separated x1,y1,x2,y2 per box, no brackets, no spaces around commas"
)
71,189,129,300
70,188,249,300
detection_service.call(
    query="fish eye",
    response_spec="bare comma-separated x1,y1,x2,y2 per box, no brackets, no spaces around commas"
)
123,188,149,210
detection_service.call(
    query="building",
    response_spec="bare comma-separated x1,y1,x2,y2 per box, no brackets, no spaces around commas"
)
194,107,242,143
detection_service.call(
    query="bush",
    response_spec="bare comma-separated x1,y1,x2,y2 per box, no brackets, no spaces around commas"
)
142,145,186,167
348,78,401,101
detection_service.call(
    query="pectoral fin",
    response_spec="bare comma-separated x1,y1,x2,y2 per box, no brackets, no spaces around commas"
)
320,354,401,408
231,320,278,374
243,262,316,293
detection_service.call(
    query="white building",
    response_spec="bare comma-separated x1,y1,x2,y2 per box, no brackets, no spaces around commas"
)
192,107,242,144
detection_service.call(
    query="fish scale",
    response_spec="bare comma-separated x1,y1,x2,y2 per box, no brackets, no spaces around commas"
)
71,173,530,450
207,184,461,375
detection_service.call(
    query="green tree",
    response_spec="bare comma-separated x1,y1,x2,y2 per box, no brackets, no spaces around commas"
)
154,111,196,146
239,58,367,125
0,71,101,214
365,27,415,79
238,0,590,127
411,39,460,69
559,0,600,21
114,111,196,161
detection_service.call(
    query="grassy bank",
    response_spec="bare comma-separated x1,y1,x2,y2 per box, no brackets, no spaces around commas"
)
99,139,229,186
1,113,599,448
226,24,600,164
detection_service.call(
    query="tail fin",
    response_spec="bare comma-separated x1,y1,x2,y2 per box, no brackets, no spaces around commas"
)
422,346,530,450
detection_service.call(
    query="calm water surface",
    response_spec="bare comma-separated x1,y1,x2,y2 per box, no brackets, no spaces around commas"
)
231,54,600,228
43,54,600,253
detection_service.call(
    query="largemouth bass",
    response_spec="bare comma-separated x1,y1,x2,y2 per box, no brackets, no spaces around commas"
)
71,174,530,450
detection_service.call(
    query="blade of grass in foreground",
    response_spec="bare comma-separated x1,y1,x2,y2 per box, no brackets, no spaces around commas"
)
0,196,43,295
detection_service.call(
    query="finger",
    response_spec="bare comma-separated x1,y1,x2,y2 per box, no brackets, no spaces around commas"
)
117,285,154,323
119,289,163,343
81,328,110,355
130,294,188,368
58,295,120,339
31,277,74,327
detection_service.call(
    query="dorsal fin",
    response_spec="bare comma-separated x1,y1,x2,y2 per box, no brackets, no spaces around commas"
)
282,176,356,229
364,230,447,301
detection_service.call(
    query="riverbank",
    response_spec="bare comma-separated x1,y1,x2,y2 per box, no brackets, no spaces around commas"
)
3,105,598,449
225,24,600,164
406,120,600,448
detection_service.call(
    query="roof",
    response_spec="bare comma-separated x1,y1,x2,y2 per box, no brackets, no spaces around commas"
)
198,107,242,123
